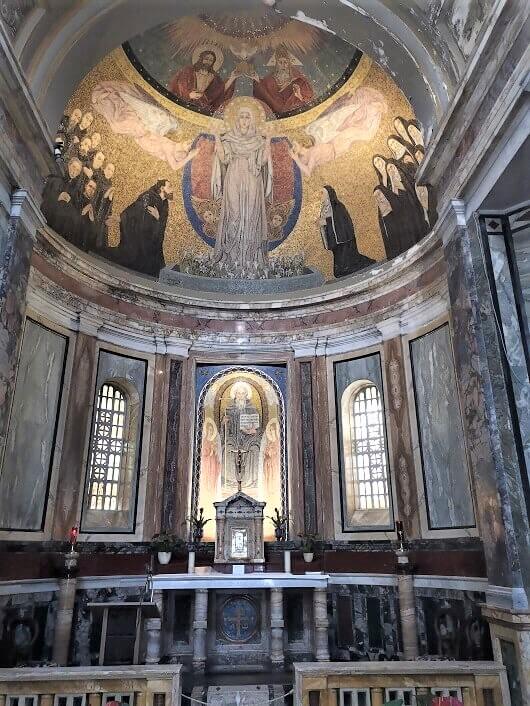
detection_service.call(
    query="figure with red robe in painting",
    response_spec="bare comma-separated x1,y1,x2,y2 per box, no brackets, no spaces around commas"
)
200,417,222,508
252,47,314,116
168,49,236,113
263,418,281,500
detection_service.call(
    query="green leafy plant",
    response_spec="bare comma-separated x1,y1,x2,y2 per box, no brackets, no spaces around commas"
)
150,530,180,553
298,532,319,553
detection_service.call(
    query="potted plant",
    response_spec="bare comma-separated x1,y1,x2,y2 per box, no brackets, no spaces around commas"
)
298,532,319,563
150,530,178,565
267,507,288,541
187,508,212,544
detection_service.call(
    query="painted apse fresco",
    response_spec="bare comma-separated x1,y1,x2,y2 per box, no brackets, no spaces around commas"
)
42,10,436,289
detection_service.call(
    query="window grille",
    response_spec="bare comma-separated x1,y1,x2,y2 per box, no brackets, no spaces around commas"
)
7,697,38,706
385,688,416,705
431,688,463,700
87,383,128,512
348,384,389,511
338,689,371,706
54,696,86,706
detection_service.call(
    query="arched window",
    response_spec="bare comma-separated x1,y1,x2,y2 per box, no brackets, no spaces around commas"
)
349,384,389,510
87,383,128,512
341,380,391,528
82,377,141,533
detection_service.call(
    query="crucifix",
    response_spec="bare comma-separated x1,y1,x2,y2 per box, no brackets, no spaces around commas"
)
230,447,248,492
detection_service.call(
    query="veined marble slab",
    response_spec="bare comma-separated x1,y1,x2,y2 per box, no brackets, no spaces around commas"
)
0,319,67,530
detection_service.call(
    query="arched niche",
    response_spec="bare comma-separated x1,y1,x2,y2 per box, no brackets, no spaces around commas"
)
191,365,287,541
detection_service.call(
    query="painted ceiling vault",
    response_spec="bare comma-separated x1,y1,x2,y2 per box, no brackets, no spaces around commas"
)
41,8,437,294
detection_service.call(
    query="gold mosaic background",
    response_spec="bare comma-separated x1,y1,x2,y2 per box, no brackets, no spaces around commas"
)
65,47,416,281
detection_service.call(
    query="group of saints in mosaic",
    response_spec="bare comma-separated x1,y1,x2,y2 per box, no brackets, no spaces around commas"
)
41,12,436,283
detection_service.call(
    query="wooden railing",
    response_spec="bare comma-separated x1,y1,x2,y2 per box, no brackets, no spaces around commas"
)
0,666,182,706
293,661,510,706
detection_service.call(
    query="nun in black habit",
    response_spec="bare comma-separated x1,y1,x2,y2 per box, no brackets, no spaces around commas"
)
319,186,375,278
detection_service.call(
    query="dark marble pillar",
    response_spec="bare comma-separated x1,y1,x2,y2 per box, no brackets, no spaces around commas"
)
52,332,97,539
144,354,170,539
383,337,420,538
0,190,40,461
161,358,183,532
300,361,317,534
313,355,335,539
443,200,530,609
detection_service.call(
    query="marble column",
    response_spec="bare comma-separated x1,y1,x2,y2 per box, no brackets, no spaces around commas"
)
0,189,42,460
145,617,162,664
482,605,530,705
300,361,318,534
370,689,384,706
270,587,284,669
192,588,208,671
52,577,78,665
162,358,183,532
396,552,419,660
313,587,330,661
442,200,530,610
442,200,530,706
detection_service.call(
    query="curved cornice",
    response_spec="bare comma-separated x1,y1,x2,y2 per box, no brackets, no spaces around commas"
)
29,225,448,354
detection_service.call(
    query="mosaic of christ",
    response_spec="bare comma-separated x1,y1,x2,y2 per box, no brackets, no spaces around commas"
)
42,8,437,287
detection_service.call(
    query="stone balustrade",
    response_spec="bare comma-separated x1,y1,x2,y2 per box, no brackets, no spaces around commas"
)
293,661,510,706
0,666,182,706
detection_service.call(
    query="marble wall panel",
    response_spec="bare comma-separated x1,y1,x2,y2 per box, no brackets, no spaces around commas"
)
81,350,147,533
329,584,400,660
334,353,393,532
0,319,67,531
0,589,57,667
415,586,492,661
410,324,475,529
483,218,530,507
0,215,34,463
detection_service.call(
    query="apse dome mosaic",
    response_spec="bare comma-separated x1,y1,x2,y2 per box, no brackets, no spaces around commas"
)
42,9,437,293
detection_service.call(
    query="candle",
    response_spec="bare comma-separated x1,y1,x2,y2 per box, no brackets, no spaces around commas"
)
69,526,79,549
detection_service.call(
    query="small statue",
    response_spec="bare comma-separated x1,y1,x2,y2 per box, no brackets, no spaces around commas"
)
319,186,375,278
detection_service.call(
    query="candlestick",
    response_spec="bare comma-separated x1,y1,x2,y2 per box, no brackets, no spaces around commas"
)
395,520,405,552
69,526,78,552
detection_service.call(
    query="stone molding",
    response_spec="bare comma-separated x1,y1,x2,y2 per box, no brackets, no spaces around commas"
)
418,0,529,203
33,224,444,314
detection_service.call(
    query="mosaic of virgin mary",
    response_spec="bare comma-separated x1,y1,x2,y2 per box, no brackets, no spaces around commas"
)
183,97,301,273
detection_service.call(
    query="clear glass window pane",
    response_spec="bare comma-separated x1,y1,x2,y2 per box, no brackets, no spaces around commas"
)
86,384,128,513
349,385,389,511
